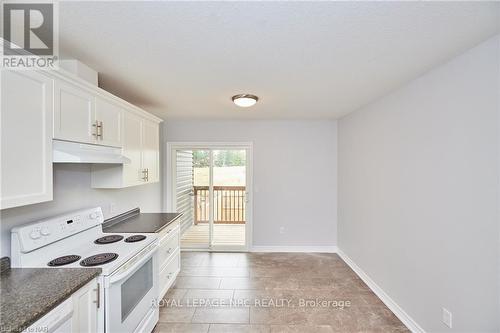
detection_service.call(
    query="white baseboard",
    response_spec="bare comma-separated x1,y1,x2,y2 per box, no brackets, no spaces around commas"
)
250,246,338,253
337,249,425,333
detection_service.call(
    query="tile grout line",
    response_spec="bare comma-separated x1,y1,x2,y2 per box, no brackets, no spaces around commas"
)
189,285,198,324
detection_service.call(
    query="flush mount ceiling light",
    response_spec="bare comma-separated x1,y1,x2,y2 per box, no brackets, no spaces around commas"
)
232,94,259,108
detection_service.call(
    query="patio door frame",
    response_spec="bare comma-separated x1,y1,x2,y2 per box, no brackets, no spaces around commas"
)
165,142,253,252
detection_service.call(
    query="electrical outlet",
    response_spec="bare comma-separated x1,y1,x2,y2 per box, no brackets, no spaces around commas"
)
442,308,452,328
279,226,285,234
109,203,117,215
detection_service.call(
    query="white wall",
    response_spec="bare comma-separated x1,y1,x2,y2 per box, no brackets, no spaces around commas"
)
164,120,338,249
0,163,162,257
338,36,500,331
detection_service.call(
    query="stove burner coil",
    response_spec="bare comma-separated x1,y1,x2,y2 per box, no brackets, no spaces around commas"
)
124,235,147,243
48,255,81,266
80,253,118,267
94,235,124,244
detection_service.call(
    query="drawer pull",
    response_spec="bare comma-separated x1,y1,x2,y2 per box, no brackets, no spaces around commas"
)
166,247,172,254
93,283,100,308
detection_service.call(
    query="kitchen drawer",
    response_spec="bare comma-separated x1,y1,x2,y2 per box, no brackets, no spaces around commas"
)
158,230,179,268
158,221,180,241
159,251,180,299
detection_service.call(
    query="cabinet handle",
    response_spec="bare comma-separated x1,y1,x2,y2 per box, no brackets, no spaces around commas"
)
167,247,172,254
140,169,150,181
92,121,98,138
97,121,103,139
96,121,103,140
93,283,100,308
93,121,103,139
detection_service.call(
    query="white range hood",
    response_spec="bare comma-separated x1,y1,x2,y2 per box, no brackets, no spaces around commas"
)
53,140,131,164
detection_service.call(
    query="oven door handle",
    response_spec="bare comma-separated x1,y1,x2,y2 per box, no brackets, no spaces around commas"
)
108,244,157,285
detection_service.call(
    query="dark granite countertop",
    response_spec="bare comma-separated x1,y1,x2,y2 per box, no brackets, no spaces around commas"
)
103,208,182,234
0,259,101,332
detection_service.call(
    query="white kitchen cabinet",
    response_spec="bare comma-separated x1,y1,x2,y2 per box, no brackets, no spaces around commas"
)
54,80,123,148
123,111,144,186
23,279,100,333
141,119,160,183
95,97,123,147
54,79,96,144
158,220,181,299
23,298,73,333
91,113,161,188
159,253,180,299
1,70,53,209
72,279,100,333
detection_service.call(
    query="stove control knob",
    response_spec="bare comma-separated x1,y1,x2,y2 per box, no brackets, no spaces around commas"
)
89,212,98,220
29,230,41,239
40,227,50,236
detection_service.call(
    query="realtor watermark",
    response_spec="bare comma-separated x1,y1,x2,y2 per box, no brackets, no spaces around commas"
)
1,1,58,69
155,298,352,310
0,325,48,332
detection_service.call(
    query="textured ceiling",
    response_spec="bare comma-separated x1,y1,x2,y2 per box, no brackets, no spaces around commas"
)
58,1,500,120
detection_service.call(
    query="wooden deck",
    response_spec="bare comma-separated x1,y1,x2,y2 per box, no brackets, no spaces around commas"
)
181,223,245,248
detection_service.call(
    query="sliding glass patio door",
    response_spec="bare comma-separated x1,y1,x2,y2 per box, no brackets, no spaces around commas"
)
173,146,249,251
211,150,247,249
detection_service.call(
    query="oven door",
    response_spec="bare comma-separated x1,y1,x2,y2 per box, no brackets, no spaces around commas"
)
105,243,159,333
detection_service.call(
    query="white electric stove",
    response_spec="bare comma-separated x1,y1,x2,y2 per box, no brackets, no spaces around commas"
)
11,207,160,333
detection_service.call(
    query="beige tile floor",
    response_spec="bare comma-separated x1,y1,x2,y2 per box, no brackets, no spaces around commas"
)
155,252,409,333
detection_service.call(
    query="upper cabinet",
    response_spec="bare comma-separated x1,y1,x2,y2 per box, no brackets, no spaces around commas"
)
1,65,162,209
52,70,162,189
122,112,144,186
141,119,160,183
54,80,124,148
95,97,123,147
1,70,54,209
54,79,96,144
91,112,161,188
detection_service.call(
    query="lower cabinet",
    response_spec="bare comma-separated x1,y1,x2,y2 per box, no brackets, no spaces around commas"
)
23,279,99,333
160,252,181,298
71,279,100,333
158,221,181,299
23,298,73,333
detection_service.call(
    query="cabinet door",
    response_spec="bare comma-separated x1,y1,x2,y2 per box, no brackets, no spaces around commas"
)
159,251,180,299
123,112,143,185
1,70,53,209
95,97,122,147
54,80,95,144
141,120,160,183
72,279,99,333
